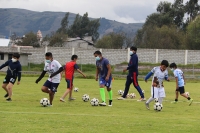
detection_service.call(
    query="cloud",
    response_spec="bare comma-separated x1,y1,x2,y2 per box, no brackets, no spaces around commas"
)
0,0,176,23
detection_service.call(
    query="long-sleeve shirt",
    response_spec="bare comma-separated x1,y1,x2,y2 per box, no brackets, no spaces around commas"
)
127,53,138,76
0,60,22,81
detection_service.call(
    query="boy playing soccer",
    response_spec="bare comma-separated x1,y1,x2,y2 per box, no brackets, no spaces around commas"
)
169,63,193,105
50,55,86,102
0,53,21,101
35,52,63,106
94,51,113,106
144,60,170,110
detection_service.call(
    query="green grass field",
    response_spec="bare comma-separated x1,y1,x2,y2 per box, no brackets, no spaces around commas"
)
0,76,199,133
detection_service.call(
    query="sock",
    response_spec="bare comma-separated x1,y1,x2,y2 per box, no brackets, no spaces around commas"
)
100,88,106,102
158,97,164,104
108,90,113,100
175,99,178,101
187,97,191,100
146,97,154,104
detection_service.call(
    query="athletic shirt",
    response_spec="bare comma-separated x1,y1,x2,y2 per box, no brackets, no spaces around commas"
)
65,61,79,80
44,60,62,83
96,58,111,78
151,66,168,88
173,68,184,87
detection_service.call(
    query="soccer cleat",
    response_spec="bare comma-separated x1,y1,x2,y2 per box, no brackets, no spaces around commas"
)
189,99,193,106
145,102,150,110
68,97,76,101
47,104,53,107
6,98,12,102
137,98,146,101
99,102,106,106
108,100,112,107
60,98,65,102
171,101,178,104
117,97,125,100
4,93,8,98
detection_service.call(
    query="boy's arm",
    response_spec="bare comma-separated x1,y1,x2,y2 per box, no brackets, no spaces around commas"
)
35,70,47,83
96,67,99,81
144,71,153,82
17,64,22,84
77,69,86,78
175,77,178,89
183,74,185,85
126,55,136,70
50,65,65,78
106,64,111,81
0,61,9,70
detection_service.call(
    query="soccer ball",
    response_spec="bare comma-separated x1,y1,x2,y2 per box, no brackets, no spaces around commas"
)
90,98,99,106
155,98,159,103
126,93,130,98
118,90,124,95
40,98,50,107
185,92,189,97
129,93,136,99
82,94,90,102
154,102,163,111
142,90,145,94
74,87,79,92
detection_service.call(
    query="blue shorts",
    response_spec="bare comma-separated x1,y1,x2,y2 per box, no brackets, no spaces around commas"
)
66,79,73,89
43,80,59,92
99,77,112,88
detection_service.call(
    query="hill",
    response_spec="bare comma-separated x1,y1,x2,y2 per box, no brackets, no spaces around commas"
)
0,8,143,38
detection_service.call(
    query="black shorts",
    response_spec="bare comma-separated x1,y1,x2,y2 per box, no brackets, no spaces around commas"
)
176,86,185,94
3,76,16,84
43,80,59,92
66,79,73,89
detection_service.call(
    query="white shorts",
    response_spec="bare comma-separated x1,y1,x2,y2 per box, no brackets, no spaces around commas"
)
151,86,166,98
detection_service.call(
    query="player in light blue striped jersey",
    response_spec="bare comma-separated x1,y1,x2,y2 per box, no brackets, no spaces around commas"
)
170,63,193,106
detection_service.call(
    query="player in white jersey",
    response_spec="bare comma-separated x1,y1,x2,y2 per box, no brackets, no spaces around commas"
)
144,60,170,110
169,63,193,106
35,52,63,106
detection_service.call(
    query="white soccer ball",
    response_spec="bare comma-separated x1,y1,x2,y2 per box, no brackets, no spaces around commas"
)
129,93,136,99
82,94,90,102
142,90,145,94
40,98,50,107
90,98,99,106
154,102,163,111
155,98,159,103
118,90,124,95
74,87,79,92
185,92,189,97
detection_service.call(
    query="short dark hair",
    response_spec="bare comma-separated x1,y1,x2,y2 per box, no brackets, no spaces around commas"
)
12,53,20,59
94,51,102,55
130,46,137,51
161,60,169,67
45,52,53,57
71,55,78,60
170,63,177,68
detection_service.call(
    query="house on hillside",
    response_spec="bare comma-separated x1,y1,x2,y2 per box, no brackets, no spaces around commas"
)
64,36,94,49
0,38,11,47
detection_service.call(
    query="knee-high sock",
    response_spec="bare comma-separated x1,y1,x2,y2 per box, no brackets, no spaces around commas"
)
100,88,106,102
158,97,164,104
146,97,154,104
108,90,112,100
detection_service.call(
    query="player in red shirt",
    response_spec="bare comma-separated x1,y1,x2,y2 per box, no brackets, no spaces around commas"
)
50,55,86,102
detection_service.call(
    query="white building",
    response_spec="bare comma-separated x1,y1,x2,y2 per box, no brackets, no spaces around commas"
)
0,38,10,46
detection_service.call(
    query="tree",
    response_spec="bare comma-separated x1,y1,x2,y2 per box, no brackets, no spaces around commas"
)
95,32,125,49
185,0,200,21
47,33,67,47
18,32,40,47
88,19,100,42
57,12,69,34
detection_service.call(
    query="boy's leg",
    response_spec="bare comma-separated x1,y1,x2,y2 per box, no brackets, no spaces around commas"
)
132,72,145,99
49,82,59,105
2,83,8,97
119,76,132,99
179,87,193,106
158,87,166,104
60,79,72,101
41,80,51,93
145,87,158,109
6,83,14,101
106,77,113,106
49,90,55,105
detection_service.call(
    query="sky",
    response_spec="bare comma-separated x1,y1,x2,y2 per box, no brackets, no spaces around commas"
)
0,0,183,23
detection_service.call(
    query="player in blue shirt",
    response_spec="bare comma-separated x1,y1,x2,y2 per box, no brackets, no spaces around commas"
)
170,63,193,106
94,51,112,106
118,46,145,101
0,53,21,101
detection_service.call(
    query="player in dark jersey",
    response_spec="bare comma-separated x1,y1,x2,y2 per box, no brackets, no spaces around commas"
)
94,51,113,106
118,46,145,101
50,55,86,102
0,53,21,101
